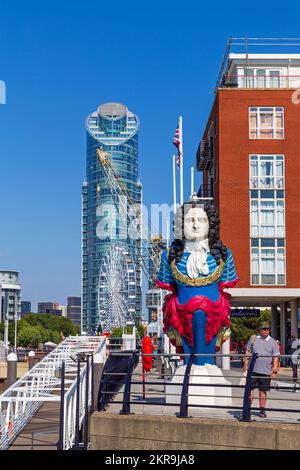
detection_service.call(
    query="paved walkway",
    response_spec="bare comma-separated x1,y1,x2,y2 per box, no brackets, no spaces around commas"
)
8,402,60,450
106,360,300,424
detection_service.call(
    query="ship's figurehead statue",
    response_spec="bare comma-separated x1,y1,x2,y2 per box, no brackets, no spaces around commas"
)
157,200,239,366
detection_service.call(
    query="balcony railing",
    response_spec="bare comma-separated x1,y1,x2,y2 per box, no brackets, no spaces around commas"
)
197,184,214,200
220,74,300,89
197,138,214,171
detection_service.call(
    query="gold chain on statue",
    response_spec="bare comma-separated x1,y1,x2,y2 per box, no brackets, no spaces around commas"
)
170,257,224,287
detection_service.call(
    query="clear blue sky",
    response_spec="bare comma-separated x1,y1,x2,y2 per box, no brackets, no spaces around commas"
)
0,0,299,309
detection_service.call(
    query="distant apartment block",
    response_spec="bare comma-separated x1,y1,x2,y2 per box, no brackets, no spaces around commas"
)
0,270,21,322
67,297,81,328
59,305,68,318
21,301,32,315
38,302,62,316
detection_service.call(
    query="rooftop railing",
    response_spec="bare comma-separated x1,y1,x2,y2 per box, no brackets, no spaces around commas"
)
220,74,300,89
215,37,300,92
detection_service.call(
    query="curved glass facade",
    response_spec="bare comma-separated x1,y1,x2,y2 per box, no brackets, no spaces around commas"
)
82,102,142,333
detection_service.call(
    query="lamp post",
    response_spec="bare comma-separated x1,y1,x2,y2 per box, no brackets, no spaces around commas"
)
14,308,17,352
4,319,9,351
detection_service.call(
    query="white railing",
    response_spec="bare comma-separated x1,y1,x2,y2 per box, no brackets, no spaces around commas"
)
62,358,92,450
0,336,106,450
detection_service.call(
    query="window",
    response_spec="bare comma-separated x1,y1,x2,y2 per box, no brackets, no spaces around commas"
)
250,192,285,238
257,69,266,88
240,68,283,88
250,155,284,190
270,70,280,88
249,107,284,139
250,240,286,285
246,69,254,87
249,155,286,285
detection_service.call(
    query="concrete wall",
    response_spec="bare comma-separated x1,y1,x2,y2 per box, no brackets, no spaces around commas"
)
0,362,28,380
91,412,300,450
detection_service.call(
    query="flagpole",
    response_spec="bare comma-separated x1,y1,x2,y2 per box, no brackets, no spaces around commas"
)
172,154,177,212
179,116,183,206
190,166,194,198
166,218,170,248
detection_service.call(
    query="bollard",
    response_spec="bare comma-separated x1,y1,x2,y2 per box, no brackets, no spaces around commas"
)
93,352,104,411
222,339,230,370
28,351,35,370
7,352,18,388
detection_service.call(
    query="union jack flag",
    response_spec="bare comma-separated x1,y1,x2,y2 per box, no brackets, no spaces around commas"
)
173,124,181,168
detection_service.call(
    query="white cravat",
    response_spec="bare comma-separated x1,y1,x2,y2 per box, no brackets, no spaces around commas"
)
185,239,210,278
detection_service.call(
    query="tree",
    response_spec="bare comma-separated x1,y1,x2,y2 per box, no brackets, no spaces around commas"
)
0,313,80,348
111,327,124,338
135,324,145,339
49,330,61,344
56,316,80,336
20,314,80,336
230,309,271,343
17,325,43,348
110,324,145,339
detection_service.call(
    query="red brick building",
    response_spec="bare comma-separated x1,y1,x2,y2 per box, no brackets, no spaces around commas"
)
197,44,300,351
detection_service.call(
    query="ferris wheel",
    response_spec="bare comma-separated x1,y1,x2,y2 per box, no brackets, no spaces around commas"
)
97,243,137,332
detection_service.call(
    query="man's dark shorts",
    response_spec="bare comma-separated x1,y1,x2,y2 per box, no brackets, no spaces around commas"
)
250,372,271,391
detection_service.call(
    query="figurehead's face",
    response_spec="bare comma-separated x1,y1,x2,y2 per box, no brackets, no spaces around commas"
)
183,207,209,241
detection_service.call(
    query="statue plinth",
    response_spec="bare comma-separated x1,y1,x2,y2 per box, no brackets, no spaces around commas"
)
165,364,232,408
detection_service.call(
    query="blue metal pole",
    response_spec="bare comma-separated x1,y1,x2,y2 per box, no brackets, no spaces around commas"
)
97,357,109,411
178,353,194,418
120,353,137,415
241,353,257,422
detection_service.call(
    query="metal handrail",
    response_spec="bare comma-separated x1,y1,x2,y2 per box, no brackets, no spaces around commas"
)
242,353,257,422
0,336,106,450
99,351,300,422
179,354,194,418
120,352,138,415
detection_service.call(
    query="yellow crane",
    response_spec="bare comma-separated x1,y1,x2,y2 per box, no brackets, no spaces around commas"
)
96,146,163,282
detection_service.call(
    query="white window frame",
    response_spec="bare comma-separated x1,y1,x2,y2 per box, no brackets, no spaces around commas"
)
249,107,284,140
249,154,286,286
250,194,285,239
238,67,284,88
250,242,286,286
250,154,285,190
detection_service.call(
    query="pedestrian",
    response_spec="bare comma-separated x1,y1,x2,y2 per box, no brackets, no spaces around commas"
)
240,339,245,366
244,321,280,418
288,333,300,386
276,340,283,369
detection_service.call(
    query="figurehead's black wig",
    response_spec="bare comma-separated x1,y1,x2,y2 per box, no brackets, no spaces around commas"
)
168,202,228,266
